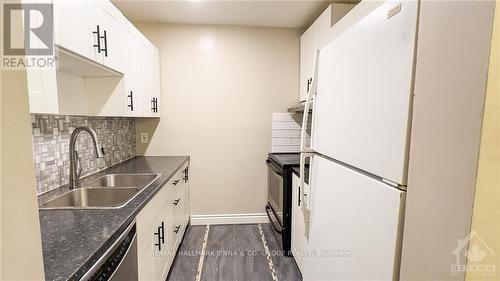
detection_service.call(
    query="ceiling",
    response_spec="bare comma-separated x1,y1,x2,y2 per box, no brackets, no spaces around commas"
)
113,0,332,29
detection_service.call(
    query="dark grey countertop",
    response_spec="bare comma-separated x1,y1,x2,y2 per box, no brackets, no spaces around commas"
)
268,153,300,167
38,156,189,281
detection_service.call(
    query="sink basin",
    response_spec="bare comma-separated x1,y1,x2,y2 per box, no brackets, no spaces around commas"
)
40,173,160,209
41,187,140,209
87,173,159,188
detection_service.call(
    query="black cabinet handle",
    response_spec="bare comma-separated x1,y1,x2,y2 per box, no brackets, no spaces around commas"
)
93,25,108,56
307,77,312,93
154,222,165,251
173,198,181,206
183,167,189,183
102,30,108,57
172,179,179,185
127,91,134,111
150,97,158,113
174,225,181,234
160,221,165,244
92,25,101,53
154,227,161,251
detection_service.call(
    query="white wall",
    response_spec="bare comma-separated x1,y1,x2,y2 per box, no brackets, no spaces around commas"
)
0,1,45,277
135,23,300,216
400,1,495,280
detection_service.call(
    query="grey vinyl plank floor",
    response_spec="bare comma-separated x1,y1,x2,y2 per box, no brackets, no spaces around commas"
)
168,225,206,281
167,224,302,281
261,224,302,281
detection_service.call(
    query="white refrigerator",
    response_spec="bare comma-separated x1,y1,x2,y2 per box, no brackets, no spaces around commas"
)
299,1,419,280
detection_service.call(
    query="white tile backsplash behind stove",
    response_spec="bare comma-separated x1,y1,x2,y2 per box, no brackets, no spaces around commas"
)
271,113,310,153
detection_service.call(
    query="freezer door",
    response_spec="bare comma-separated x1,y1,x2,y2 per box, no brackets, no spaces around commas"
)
302,155,405,281
313,1,418,185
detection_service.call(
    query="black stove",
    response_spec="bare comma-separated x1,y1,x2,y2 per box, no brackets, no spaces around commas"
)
265,153,301,256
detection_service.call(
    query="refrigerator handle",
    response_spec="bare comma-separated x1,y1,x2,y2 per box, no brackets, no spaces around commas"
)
300,152,313,238
299,50,320,239
300,49,320,154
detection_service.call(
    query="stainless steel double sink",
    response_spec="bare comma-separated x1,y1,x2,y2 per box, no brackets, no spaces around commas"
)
41,174,160,209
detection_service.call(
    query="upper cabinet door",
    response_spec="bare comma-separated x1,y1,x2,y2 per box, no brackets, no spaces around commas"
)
53,0,93,60
299,5,331,102
299,4,356,102
92,1,126,73
150,47,161,117
141,37,161,117
123,21,143,117
313,1,418,185
299,25,316,102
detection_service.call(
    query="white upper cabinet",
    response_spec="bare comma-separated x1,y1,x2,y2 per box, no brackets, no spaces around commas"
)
122,21,144,117
141,37,161,117
28,0,161,118
299,6,330,102
27,1,59,114
53,0,125,72
27,69,58,114
53,0,93,60
299,3,356,101
91,1,127,73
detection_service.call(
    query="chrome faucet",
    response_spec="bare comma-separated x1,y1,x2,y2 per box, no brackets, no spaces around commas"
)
69,127,105,190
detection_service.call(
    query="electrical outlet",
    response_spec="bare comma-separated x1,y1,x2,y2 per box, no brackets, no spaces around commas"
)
140,133,149,144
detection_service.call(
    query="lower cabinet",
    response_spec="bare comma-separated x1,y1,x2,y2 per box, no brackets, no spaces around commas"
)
136,162,190,280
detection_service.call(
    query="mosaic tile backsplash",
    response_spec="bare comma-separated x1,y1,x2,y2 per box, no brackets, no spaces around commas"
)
31,114,136,194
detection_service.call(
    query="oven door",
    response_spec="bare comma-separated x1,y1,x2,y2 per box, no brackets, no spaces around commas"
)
266,159,284,237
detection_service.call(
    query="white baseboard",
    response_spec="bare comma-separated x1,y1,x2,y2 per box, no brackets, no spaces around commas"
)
190,213,270,225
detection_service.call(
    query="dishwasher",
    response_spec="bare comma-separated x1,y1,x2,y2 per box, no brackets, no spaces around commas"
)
82,220,138,281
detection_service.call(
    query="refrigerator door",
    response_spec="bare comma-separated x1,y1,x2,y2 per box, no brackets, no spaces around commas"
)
302,155,405,280
313,1,418,185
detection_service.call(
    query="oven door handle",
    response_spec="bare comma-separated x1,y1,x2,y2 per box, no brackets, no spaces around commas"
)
265,205,282,234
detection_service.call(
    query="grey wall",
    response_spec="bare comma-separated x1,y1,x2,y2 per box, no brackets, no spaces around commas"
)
400,1,495,280
31,114,136,194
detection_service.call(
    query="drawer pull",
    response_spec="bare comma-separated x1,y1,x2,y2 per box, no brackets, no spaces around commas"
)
172,180,180,185
154,228,161,251
183,167,189,183
173,198,181,206
160,221,165,244
174,225,181,234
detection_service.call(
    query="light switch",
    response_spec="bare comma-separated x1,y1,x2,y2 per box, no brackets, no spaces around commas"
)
140,133,149,144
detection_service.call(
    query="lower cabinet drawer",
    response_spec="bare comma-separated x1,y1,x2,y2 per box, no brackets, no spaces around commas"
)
136,161,190,281
138,246,155,281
